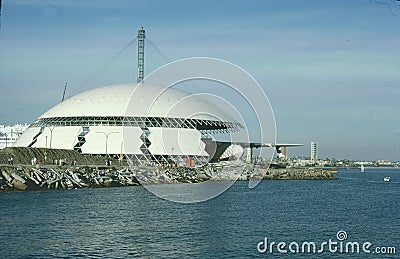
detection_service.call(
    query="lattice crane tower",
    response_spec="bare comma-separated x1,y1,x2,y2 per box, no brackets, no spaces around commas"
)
137,28,145,83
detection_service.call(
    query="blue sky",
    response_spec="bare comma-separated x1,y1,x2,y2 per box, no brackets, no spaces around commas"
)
1,0,399,160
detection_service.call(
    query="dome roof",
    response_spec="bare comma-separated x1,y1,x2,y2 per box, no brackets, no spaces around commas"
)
40,84,236,123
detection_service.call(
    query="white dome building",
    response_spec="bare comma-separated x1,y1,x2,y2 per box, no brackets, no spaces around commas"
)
14,84,243,165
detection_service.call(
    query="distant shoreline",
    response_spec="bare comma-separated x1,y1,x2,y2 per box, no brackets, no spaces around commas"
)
320,166,399,170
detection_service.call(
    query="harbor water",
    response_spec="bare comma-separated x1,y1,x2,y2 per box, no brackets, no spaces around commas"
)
1,168,399,258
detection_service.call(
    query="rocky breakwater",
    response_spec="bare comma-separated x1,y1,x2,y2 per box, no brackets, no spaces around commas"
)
127,163,336,184
0,165,139,191
262,167,336,180
130,161,247,184
1,163,336,191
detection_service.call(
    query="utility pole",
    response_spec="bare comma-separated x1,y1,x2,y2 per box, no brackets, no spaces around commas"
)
48,127,56,149
96,132,119,156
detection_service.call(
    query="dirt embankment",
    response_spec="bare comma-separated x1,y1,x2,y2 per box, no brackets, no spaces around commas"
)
0,147,119,166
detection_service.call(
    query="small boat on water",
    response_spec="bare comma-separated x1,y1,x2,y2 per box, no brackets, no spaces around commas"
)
384,176,391,182
360,163,365,173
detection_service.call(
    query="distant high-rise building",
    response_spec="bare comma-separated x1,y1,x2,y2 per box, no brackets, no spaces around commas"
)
311,142,318,164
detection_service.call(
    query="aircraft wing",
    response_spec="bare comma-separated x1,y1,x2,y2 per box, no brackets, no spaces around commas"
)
242,143,303,148
209,141,303,161
274,143,304,147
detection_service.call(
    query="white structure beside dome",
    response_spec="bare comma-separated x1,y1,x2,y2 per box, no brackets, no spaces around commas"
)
14,84,243,166
0,124,30,149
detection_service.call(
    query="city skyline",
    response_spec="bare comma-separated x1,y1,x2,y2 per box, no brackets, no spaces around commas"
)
1,0,399,161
